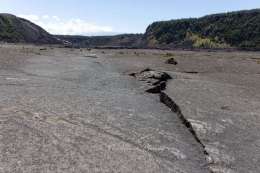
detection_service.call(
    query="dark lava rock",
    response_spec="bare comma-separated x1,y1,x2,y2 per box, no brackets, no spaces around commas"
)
130,68,172,94
146,81,167,94
137,68,172,81
165,58,178,65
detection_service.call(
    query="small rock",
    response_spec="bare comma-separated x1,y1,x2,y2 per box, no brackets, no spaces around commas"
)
166,58,178,65
221,106,230,110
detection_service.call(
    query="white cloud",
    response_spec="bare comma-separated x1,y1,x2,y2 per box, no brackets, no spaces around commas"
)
18,14,113,35
42,15,49,19
19,14,39,21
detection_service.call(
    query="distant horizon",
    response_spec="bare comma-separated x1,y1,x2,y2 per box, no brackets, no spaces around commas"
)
1,0,260,36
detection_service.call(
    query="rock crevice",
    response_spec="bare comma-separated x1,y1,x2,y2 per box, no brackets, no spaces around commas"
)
130,68,214,172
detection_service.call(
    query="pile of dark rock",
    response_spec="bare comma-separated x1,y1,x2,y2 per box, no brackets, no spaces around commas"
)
130,68,172,93
165,58,178,65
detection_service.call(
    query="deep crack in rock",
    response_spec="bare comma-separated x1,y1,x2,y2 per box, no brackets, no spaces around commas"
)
160,92,209,156
131,68,214,172
146,81,166,94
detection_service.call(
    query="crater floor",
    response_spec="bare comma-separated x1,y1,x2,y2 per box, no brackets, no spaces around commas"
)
0,45,259,173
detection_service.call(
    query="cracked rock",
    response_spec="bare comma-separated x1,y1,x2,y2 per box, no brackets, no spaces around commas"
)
130,68,172,85
146,81,167,94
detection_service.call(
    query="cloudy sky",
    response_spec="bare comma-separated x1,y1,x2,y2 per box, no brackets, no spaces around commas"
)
1,0,260,35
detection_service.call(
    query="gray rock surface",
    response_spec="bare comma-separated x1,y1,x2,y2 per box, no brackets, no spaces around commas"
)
164,72,260,173
0,45,210,173
1,46,260,173
101,49,260,173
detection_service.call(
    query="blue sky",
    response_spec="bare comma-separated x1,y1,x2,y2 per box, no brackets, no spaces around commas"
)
1,0,260,35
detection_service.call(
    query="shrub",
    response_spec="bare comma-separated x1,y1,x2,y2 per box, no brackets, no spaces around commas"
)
186,32,230,49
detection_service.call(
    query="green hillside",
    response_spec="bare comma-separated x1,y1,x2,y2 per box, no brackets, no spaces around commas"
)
144,9,260,49
0,13,59,44
2,9,260,50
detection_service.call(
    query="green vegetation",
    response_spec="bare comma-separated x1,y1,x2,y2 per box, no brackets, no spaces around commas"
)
0,13,59,44
185,32,230,49
0,15,23,42
2,9,260,50
144,9,260,49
